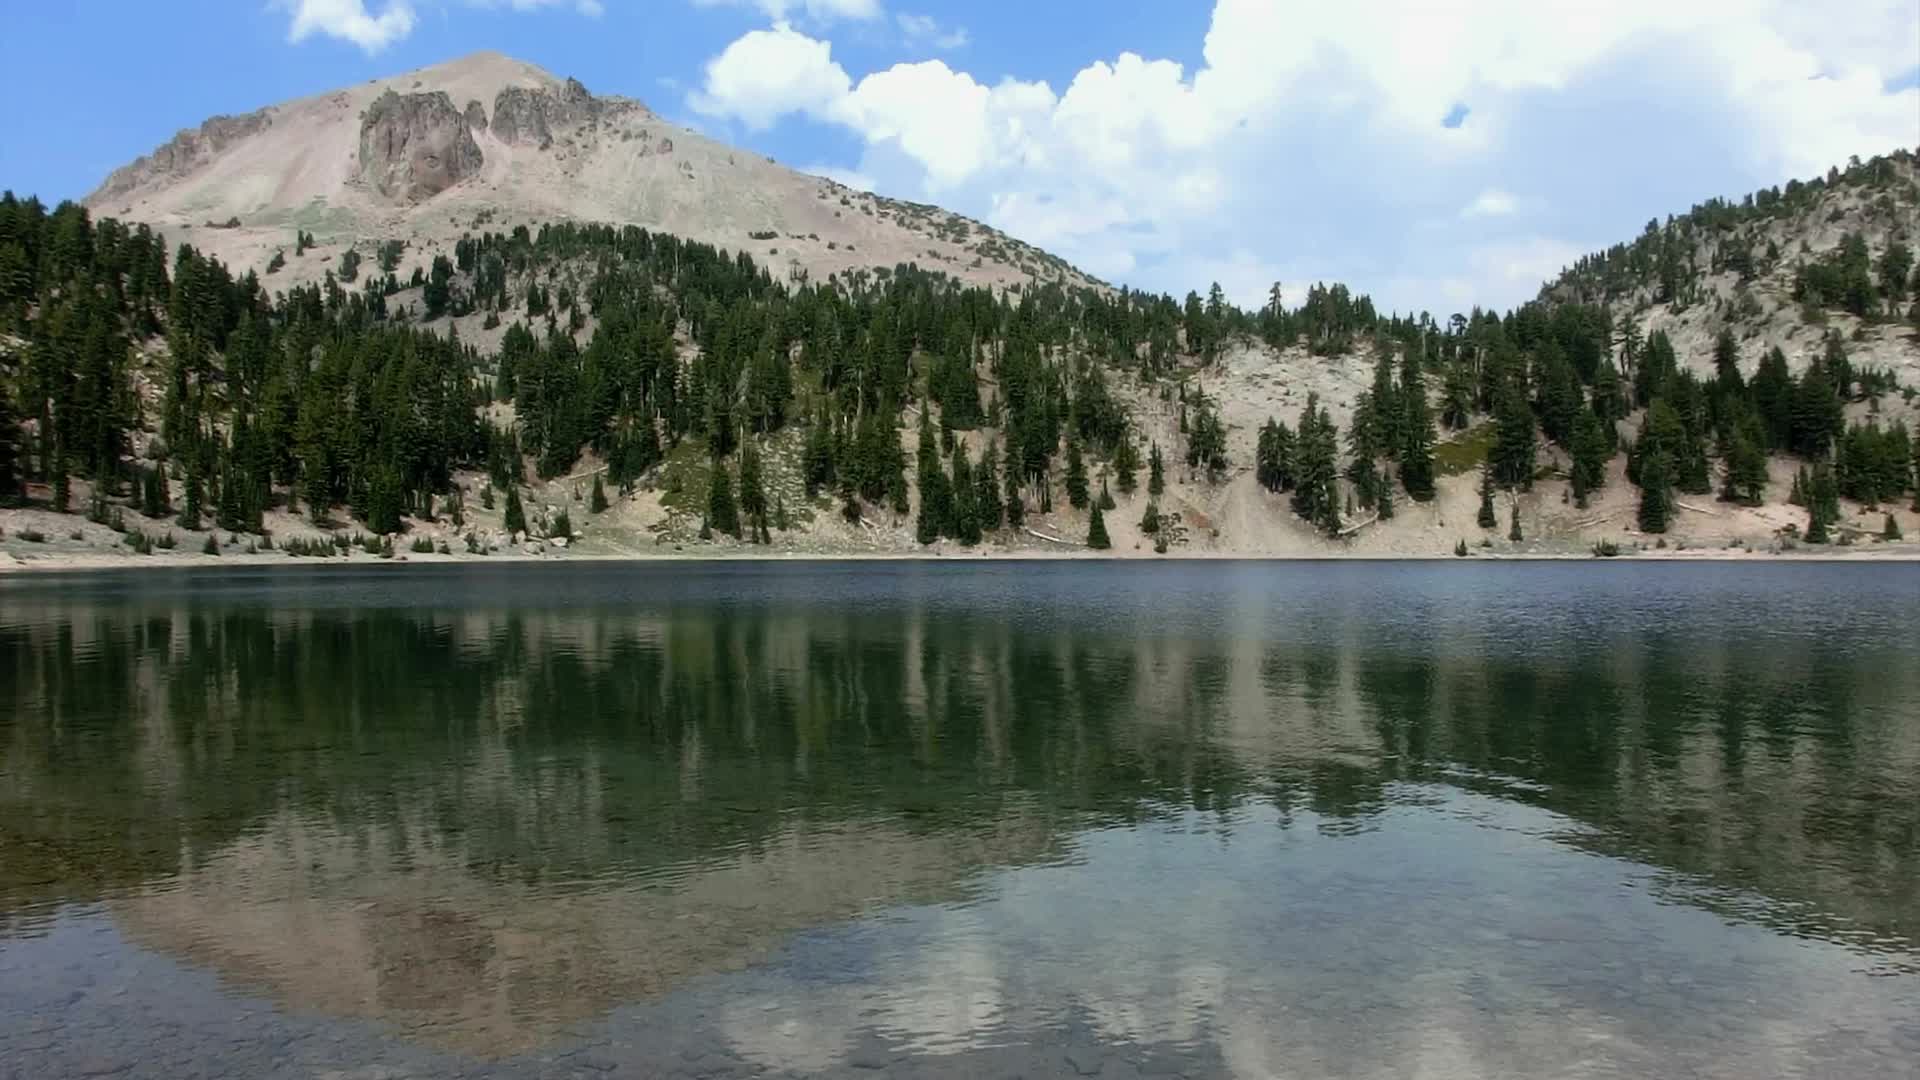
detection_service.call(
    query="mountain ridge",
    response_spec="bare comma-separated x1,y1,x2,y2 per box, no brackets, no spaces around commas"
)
83,51,1094,295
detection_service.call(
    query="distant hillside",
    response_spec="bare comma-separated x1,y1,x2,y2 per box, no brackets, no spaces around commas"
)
82,51,1094,296
1541,151,1919,392
3,138,1917,569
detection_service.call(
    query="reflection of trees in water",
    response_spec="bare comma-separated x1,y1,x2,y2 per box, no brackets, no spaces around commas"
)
1,583,1916,954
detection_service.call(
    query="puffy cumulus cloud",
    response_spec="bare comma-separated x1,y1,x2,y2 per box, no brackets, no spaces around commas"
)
692,0,882,23
689,24,853,130
692,0,1920,311
283,0,417,53
280,0,602,54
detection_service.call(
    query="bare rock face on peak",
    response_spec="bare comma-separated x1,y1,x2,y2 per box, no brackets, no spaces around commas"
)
82,51,1098,296
358,90,484,202
490,78,601,148
94,110,274,203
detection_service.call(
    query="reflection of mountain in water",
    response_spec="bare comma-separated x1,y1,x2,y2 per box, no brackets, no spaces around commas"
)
1,564,1916,1055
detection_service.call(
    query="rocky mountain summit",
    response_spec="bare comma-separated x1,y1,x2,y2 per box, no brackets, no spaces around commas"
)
83,52,1091,294
358,91,484,202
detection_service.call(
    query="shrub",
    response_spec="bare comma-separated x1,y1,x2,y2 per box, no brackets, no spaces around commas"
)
1454,539,1469,557
1591,539,1621,558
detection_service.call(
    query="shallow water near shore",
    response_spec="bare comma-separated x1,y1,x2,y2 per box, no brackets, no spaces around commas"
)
2,561,1918,1079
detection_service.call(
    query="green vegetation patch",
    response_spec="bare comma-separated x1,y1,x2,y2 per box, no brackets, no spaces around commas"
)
1435,423,1496,476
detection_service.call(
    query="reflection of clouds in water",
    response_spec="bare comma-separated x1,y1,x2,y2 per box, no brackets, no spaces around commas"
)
702,797,1920,1079
721,907,1007,1070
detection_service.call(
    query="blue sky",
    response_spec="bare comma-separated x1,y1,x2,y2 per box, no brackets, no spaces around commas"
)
2,1,1916,314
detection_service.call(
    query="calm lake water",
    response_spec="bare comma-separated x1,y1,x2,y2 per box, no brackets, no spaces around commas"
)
1,561,1917,1079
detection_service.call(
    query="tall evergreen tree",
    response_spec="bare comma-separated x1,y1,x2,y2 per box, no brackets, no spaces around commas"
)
738,439,769,543
707,455,741,539
1508,502,1523,543
504,484,527,535
1722,422,1768,506
1065,438,1089,509
1400,373,1437,501
950,444,980,545
1477,462,1498,529
1113,432,1140,495
1086,501,1111,550
1637,450,1673,534
916,411,949,541
1570,409,1609,509
0,381,20,507
975,441,1003,532
590,474,609,513
1148,442,1165,497
1289,394,1341,536
1740,350,1790,454
1491,382,1536,490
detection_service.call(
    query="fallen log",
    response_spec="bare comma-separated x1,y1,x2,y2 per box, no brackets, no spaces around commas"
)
1024,528,1080,547
1336,513,1380,537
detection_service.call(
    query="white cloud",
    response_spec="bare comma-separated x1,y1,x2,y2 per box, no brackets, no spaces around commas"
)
689,24,853,131
1460,189,1518,219
280,0,602,54
692,0,883,23
283,0,417,53
897,13,967,50
802,164,876,192
691,0,1920,310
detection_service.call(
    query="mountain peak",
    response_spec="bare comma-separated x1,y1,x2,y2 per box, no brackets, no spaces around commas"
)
83,53,1089,294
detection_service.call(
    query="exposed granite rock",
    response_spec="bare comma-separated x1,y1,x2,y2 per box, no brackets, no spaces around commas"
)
357,91,484,202
464,100,488,132
90,110,274,203
490,78,602,148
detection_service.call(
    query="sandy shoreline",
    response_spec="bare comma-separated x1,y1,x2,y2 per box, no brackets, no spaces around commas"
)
6,543,1918,576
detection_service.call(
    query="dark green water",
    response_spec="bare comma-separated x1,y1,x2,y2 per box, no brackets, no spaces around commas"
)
1,562,1917,1079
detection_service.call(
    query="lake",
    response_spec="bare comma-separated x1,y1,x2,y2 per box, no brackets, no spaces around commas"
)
1,561,1917,1079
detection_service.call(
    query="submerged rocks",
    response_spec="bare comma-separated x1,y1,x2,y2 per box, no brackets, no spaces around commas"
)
358,91,484,202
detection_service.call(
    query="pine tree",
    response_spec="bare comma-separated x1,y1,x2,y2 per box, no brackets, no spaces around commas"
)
1148,442,1166,497
1883,513,1902,541
738,439,769,542
0,382,20,507
1808,463,1840,542
1289,395,1341,536
1477,463,1497,529
1113,434,1140,495
504,485,527,535
1065,438,1089,509
1570,409,1609,508
1492,382,1536,490
178,461,203,530
1723,427,1767,506
1508,502,1523,543
590,474,609,513
1637,450,1673,534
708,456,741,539
1140,501,1160,534
1789,466,1809,507
1400,374,1437,502
1377,470,1395,520
1097,476,1116,511
1086,501,1111,550
916,411,949,540
950,444,980,545
975,441,1003,532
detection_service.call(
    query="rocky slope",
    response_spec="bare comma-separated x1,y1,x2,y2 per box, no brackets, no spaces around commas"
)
83,52,1091,294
